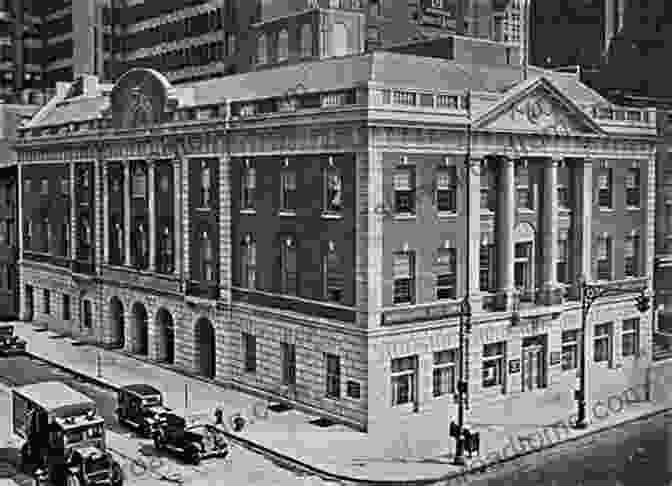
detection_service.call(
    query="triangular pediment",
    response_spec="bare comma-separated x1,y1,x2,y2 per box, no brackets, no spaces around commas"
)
473,77,604,136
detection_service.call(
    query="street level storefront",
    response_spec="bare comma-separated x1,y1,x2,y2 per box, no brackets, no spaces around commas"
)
13,49,657,453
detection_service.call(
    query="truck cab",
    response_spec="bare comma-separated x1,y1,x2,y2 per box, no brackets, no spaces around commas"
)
0,325,26,356
116,384,171,437
12,381,123,486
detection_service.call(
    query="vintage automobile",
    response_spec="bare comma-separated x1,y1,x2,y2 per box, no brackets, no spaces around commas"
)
0,325,27,356
115,384,172,437
152,411,229,465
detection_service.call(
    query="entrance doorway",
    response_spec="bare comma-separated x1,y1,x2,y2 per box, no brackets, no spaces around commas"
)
155,308,175,364
24,285,34,321
195,318,215,378
109,297,125,348
522,335,547,391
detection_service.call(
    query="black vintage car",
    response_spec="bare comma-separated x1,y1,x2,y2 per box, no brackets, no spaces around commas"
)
115,384,172,437
153,411,229,465
0,325,27,356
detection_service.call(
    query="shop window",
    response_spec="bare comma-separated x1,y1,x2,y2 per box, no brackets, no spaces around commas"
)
482,342,505,390
594,322,613,365
325,353,340,399
561,330,578,370
622,318,639,357
62,294,70,321
43,288,50,315
83,300,92,328
242,332,256,373
391,356,417,406
281,342,296,386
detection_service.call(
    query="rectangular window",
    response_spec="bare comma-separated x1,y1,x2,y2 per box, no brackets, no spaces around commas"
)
62,294,70,321
436,248,457,300
280,237,298,295
324,166,343,213
557,185,569,209
436,167,457,213
280,169,297,212
325,353,341,399
61,222,70,257
625,166,640,207
242,333,256,373
281,342,296,386
132,167,146,199
241,165,256,210
43,289,50,315
433,349,457,397
594,322,613,364
83,300,92,328
200,166,211,207
61,176,69,195
393,251,415,304
480,166,495,211
24,178,32,195
561,330,578,370
624,234,639,277
241,240,257,289
515,163,532,210
201,232,214,281
394,168,415,215
557,232,570,284
597,235,612,281
324,248,344,303
598,168,612,209
622,318,640,357
482,342,505,390
479,243,496,292
391,356,417,406
40,178,48,195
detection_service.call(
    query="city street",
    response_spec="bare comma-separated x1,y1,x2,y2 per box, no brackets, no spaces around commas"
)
0,356,333,486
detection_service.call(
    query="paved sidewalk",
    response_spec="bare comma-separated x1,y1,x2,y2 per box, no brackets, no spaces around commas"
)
12,321,672,483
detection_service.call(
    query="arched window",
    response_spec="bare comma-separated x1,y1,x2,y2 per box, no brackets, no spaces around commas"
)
332,23,349,57
277,29,289,61
256,33,267,65
300,24,313,58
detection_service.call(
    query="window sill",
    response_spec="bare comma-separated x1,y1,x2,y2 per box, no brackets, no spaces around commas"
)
278,210,296,217
196,206,212,212
321,212,343,220
598,207,615,212
517,208,535,214
393,213,416,221
240,209,256,215
437,211,458,219
481,209,494,216
626,206,641,211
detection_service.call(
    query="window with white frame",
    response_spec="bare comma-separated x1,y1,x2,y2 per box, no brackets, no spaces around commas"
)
242,332,256,373
256,33,267,65
280,236,297,295
201,231,214,281
624,233,639,277
391,356,417,406
200,164,211,208
325,353,341,399
622,318,639,357
280,167,297,213
482,342,505,390
394,167,415,214
241,164,256,210
557,231,570,284
393,251,415,304
323,243,343,303
323,164,342,213
561,329,579,370
277,29,289,61
436,166,457,213
598,168,612,209
515,162,532,210
625,165,640,207
132,166,146,199
435,247,457,300
596,235,612,281
594,322,613,364
241,236,257,289
300,24,313,58
433,349,457,397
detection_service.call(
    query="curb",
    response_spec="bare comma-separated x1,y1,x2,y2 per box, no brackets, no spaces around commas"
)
20,348,672,485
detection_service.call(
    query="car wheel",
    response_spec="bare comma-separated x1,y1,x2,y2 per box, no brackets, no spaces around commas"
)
185,445,201,465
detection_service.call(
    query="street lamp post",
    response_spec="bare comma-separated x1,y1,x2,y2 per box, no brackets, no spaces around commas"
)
574,276,650,429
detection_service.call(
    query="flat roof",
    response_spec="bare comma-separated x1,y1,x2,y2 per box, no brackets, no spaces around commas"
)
14,381,95,413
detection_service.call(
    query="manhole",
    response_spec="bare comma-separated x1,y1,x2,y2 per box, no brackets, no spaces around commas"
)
309,417,336,428
267,403,293,413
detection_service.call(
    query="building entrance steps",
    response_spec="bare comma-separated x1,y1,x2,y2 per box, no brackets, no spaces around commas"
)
10,321,672,484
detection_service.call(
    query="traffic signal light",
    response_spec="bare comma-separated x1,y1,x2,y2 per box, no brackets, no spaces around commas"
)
636,294,650,313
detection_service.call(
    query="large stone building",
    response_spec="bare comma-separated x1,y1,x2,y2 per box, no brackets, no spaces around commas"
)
14,43,657,452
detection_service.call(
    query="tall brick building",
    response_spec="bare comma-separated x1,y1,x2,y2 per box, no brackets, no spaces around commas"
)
14,36,657,450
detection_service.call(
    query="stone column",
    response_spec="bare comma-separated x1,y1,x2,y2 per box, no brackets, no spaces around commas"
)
219,155,231,302
541,158,559,305
496,157,515,310
148,160,156,272
173,159,182,279
123,161,131,266
70,162,78,260
467,157,482,312
103,161,109,264
182,155,190,285
571,158,593,298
